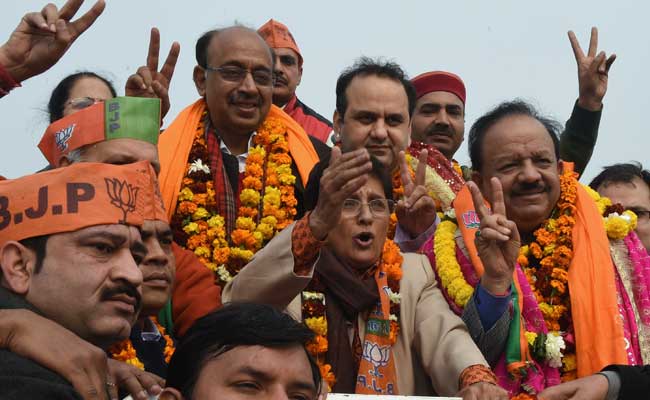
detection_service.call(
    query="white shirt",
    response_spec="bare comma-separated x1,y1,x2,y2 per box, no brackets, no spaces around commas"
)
219,132,257,173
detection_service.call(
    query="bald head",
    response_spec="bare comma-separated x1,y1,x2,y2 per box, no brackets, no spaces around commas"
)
195,26,273,69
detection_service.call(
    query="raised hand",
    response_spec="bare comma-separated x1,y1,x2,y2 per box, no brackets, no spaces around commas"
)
0,0,105,83
395,150,437,238
568,27,616,111
125,28,180,121
468,178,520,295
308,147,372,240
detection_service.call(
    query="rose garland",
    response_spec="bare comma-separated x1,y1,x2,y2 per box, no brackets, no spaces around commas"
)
108,318,175,369
301,239,403,391
171,114,297,285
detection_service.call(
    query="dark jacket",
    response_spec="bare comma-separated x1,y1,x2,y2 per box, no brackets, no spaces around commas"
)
0,287,81,400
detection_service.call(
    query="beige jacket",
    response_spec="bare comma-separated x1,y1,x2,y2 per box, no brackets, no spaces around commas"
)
223,225,488,396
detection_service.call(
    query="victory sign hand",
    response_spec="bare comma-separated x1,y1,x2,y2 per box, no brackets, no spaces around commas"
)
395,150,437,238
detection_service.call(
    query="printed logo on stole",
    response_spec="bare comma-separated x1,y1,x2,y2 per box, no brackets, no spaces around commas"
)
55,124,75,151
461,210,481,229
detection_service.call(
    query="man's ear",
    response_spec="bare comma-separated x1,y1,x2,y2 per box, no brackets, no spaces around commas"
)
297,66,303,86
193,65,207,97
0,242,37,295
558,159,565,174
332,110,342,135
159,388,184,400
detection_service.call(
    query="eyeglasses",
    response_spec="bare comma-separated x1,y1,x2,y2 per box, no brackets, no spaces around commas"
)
628,208,650,221
205,65,275,87
65,97,104,111
341,198,395,217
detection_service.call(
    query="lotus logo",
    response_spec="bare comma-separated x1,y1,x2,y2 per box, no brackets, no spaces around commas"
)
362,342,391,377
55,124,75,151
105,178,139,223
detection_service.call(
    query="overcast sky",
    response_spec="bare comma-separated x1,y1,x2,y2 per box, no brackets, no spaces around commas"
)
2,0,647,182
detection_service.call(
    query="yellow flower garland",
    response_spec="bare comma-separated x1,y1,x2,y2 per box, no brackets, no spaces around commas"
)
433,218,474,308
173,115,298,285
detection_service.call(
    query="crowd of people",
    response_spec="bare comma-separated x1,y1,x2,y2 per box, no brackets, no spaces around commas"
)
1,1,650,399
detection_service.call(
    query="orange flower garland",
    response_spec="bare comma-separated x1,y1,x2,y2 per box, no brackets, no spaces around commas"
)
171,114,298,285
518,170,578,381
108,318,175,369
302,240,403,391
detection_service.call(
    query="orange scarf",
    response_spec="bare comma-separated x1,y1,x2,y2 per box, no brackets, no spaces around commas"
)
355,265,399,394
453,180,628,377
157,99,319,221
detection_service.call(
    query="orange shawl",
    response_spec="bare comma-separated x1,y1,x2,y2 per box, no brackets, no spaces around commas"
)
157,99,320,221
453,180,627,377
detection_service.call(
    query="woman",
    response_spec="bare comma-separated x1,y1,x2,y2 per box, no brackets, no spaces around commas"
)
47,71,116,122
291,153,507,398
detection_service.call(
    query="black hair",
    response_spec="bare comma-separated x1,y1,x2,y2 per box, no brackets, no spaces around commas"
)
335,57,416,120
304,154,393,212
589,162,650,191
18,235,49,273
468,99,561,172
48,72,117,123
165,303,321,398
195,26,274,69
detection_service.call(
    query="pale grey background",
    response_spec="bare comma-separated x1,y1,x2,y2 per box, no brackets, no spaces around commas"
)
1,0,647,181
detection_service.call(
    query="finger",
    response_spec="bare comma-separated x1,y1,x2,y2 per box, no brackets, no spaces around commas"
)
59,0,84,21
467,181,490,220
477,227,510,242
588,26,598,57
160,42,181,82
23,12,51,31
405,194,436,216
605,53,616,72
135,371,164,396
105,380,118,400
54,18,73,46
398,151,414,195
593,51,606,74
69,371,106,400
403,185,430,209
41,3,61,32
567,30,584,60
117,374,147,400
505,219,520,243
151,81,170,119
326,159,372,192
337,174,369,198
329,146,342,167
415,149,427,187
493,215,512,236
489,177,506,216
126,73,146,91
137,66,153,88
147,28,160,72
69,0,106,38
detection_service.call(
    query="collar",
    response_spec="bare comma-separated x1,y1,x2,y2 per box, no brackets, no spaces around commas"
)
140,317,161,342
220,132,257,173
283,94,299,113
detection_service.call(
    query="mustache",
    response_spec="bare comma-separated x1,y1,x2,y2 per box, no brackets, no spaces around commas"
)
273,73,288,85
512,181,547,195
425,124,454,137
228,91,262,106
101,283,141,311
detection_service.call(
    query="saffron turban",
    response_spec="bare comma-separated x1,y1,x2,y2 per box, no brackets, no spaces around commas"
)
258,19,303,66
411,71,466,104
0,161,164,246
39,97,161,167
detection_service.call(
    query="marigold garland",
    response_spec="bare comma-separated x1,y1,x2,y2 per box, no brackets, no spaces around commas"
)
171,113,297,285
301,239,403,391
433,218,474,308
108,318,175,369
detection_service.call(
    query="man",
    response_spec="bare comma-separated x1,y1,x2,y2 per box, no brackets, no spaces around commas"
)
410,27,615,178
159,303,323,400
0,161,157,398
0,0,105,98
590,163,650,252
258,19,333,144
434,100,649,396
158,26,327,317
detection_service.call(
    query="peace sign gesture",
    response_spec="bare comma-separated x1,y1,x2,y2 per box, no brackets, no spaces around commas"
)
395,150,437,238
468,178,520,295
568,27,616,111
0,0,105,83
125,28,180,121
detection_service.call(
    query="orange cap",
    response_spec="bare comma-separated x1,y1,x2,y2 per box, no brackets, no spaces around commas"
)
258,19,303,66
0,161,163,246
